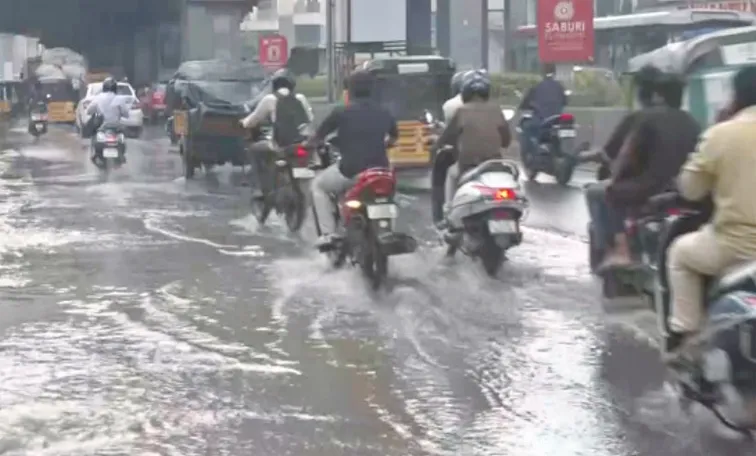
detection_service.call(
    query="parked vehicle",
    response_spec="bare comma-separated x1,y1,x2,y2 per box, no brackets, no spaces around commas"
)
76,81,143,138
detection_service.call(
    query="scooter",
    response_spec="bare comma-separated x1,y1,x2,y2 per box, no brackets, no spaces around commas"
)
431,111,528,276
650,196,756,436
28,100,49,141
92,127,126,170
517,111,588,185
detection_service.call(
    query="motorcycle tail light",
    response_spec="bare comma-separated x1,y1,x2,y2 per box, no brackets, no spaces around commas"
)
559,113,575,123
494,189,515,200
295,145,309,167
371,179,394,196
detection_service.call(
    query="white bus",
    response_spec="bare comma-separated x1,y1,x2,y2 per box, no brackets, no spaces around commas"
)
514,9,756,71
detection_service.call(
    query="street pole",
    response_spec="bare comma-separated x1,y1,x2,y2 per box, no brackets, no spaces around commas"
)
481,0,489,70
503,0,513,71
326,0,334,102
346,0,353,68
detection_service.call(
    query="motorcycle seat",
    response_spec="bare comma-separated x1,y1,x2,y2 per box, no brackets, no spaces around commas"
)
707,261,756,301
457,160,519,187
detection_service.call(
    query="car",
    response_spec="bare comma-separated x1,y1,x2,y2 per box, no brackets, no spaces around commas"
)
139,82,168,124
75,81,144,138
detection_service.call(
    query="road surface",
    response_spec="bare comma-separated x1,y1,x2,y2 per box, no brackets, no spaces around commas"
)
0,124,751,455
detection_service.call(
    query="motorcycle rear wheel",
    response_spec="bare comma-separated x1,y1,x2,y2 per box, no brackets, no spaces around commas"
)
480,242,504,276
284,186,306,233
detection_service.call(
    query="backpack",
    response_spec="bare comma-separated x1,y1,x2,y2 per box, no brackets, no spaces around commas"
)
82,110,103,139
273,92,309,147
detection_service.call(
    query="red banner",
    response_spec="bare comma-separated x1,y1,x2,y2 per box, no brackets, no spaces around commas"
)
538,0,594,63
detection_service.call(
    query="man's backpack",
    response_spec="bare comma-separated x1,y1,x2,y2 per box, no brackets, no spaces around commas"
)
273,92,309,147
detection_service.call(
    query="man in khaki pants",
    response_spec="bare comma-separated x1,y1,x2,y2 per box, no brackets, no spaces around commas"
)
666,66,756,358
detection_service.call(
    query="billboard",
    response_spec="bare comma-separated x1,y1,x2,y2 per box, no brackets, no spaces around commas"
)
350,0,406,42
538,0,594,63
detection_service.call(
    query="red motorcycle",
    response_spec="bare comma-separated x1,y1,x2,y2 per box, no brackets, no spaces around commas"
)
313,167,417,289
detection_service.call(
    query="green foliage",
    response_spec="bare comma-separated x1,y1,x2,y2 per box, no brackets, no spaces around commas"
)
295,71,625,106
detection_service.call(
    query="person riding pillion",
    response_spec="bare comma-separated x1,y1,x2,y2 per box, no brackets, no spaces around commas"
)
434,70,511,225
442,70,469,122
240,69,314,198
308,70,399,249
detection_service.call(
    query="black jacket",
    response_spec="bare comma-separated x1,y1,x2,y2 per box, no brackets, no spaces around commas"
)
519,77,567,119
608,107,701,208
314,100,398,178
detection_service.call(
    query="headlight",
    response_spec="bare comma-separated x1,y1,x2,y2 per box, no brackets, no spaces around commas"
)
502,109,515,121
424,111,433,124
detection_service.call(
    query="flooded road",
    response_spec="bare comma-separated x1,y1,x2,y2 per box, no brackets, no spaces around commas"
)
0,125,752,455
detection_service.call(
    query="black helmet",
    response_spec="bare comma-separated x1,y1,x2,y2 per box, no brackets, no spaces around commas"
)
102,77,117,93
461,70,491,103
271,68,295,91
450,71,467,96
348,70,374,99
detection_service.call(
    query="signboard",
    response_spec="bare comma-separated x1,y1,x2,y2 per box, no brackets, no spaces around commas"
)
682,0,756,11
258,34,288,70
537,0,594,63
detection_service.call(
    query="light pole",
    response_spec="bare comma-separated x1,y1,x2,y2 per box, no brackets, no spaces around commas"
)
326,0,335,101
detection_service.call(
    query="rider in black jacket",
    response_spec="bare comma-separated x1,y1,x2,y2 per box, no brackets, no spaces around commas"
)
518,63,567,162
309,70,398,248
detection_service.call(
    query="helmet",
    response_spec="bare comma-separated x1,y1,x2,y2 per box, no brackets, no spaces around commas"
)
102,77,117,93
461,70,491,103
450,71,467,96
271,68,295,91
348,70,374,99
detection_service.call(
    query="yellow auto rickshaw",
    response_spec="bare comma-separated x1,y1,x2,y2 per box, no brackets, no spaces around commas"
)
39,77,77,123
0,80,20,120
359,56,455,170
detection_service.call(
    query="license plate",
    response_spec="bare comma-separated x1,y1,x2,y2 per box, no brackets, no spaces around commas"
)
488,220,518,233
103,148,119,158
367,204,398,219
292,167,314,178
34,124,43,131
558,129,576,138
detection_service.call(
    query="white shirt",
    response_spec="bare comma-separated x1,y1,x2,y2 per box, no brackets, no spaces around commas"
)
442,94,463,123
86,92,130,127
240,88,314,129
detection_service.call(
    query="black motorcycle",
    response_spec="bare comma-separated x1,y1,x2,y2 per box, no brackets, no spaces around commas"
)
252,141,317,233
92,127,126,170
517,111,588,185
28,101,48,141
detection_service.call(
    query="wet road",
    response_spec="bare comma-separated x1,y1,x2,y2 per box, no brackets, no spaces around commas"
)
0,125,752,455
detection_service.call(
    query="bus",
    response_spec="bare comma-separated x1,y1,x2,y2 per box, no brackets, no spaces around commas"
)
515,9,756,71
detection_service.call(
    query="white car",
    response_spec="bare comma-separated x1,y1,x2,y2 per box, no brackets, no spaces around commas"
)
76,82,144,138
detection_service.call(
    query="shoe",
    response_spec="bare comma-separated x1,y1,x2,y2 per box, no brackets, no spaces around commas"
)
315,234,334,249
251,188,264,200
662,331,691,364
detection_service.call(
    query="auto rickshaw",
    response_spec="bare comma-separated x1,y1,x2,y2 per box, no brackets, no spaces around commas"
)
168,59,267,178
626,25,756,127
357,56,455,171
39,77,77,124
0,80,20,121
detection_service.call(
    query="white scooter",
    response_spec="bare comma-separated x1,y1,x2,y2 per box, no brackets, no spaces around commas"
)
431,109,528,276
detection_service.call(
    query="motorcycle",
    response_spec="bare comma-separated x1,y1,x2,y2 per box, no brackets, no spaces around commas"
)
28,101,48,141
252,141,317,233
589,192,690,299
517,111,587,185
92,127,126,170
312,148,417,289
431,145,528,276
648,196,756,436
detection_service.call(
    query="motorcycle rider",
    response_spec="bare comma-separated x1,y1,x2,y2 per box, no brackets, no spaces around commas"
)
435,70,511,226
600,71,700,269
583,65,665,264
518,63,567,161
308,70,398,248
442,71,469,122
240,68,314,199
86,77,130,164
665,65,756,357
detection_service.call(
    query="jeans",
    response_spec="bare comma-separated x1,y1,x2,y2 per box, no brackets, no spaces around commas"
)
247,141,277,195
311,163,356,235
519,118,541,161
585,180,625,251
